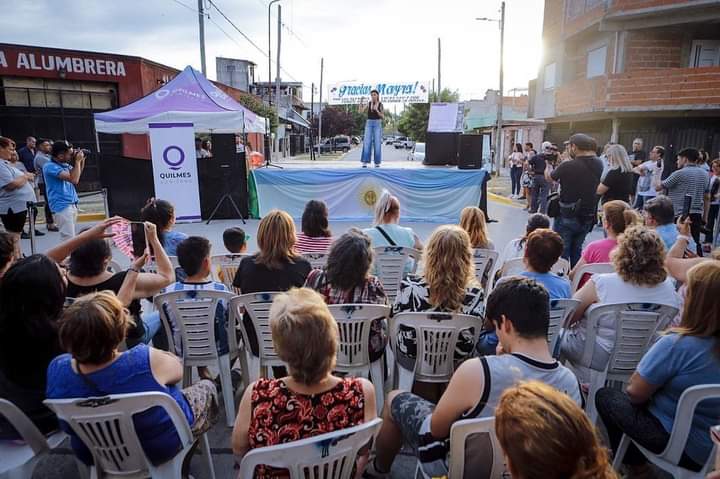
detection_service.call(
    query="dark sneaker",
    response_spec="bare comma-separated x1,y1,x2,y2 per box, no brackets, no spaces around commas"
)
20,231,30,239
34,230,45,237
47,224,59,232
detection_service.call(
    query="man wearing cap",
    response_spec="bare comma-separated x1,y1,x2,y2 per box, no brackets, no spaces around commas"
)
528,141,555,214
546,133,603,266
43,141,85,239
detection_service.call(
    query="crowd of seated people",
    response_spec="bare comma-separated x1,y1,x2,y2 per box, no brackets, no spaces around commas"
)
1,176,719,479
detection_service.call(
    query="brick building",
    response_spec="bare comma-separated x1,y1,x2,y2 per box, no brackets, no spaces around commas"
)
530,0,720,160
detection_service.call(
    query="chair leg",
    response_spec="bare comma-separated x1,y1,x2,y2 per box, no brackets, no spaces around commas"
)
369,360,384,415
218,355,236,428
238,349,251,391
586,370,602,424
612,434,631,471
199,433,217,479
397,366,414,392
385,346,396,390
182,366,193,388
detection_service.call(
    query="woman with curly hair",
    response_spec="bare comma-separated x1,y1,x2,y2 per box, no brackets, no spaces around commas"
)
560,226,681,374
496,381,617,479
392,225,484,374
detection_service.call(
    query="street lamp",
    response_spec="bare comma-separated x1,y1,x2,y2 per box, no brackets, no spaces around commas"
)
476,1,505,176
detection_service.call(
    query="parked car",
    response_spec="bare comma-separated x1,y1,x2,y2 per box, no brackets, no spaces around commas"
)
410,142,425,162
332,135,352,152
385,137,396,145
394,137,414,149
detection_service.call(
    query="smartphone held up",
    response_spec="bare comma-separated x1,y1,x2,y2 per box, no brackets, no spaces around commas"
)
111,221,149,259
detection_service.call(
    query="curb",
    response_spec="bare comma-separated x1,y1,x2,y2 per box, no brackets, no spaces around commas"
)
488,193,526,209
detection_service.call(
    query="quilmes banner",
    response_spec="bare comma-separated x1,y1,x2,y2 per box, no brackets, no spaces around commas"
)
328,81,430,105
148,123,201,222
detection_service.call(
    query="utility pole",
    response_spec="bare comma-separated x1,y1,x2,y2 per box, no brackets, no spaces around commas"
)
495,1,505,176
318,57,324,153
310,82,316,160
437,38,442,95
268,0,281,104
197,0,207,75
275,4,282,156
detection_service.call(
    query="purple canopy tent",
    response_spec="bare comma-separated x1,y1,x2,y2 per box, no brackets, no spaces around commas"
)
94,66,266,134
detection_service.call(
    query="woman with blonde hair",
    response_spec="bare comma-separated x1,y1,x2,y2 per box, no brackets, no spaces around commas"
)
561,226,681,375
597,143,635,204
597,261,720,475
393,225,483,373
459,206,494,250
363,190,423,251
496,381,617,479
569,200,640,284
232,288,376,478
233,209,311,293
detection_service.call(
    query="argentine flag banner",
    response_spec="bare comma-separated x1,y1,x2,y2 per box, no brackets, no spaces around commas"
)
252,168,486,222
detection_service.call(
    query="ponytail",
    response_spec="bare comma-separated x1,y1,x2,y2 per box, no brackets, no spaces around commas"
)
373,190,400,225
603,200,640,235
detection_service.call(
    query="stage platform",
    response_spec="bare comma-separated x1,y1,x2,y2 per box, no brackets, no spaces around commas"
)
251,158,486,223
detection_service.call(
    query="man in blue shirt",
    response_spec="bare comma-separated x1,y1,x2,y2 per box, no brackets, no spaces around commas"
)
643,194,697,253
16,136,36,173
43,141,85,239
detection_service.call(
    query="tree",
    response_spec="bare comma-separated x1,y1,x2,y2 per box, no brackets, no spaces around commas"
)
397,89,460,142
312,106,356,138
236,92,278,132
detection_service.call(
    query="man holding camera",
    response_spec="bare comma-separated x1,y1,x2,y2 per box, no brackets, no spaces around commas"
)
43,141,85,239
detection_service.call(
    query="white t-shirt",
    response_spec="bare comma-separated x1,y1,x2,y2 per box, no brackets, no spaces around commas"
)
590,273,680,352
637,160,662,197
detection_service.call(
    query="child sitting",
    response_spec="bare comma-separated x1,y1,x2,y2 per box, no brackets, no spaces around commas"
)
223,227,249,254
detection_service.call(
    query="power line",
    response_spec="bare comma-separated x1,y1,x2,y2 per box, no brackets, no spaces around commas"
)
168,0,197,13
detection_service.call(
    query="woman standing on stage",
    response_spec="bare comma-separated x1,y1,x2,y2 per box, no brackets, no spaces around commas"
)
360,89,384,168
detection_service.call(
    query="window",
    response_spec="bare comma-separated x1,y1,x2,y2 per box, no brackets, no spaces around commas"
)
544,63,557,90
690,40,720,68
587,46,607,78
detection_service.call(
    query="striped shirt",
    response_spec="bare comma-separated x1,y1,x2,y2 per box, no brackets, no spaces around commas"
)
661,164,709,215
295,232,334,253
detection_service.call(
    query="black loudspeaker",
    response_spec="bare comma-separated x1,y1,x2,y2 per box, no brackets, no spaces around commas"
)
424,132,459,165
458,134,483,170
197,134,249,220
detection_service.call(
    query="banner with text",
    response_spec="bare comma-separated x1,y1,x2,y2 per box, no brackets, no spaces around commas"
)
148,123,201,222
328,81,430,105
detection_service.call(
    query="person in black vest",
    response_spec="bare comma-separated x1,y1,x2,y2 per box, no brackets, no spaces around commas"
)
528,142,556,214
547,133,603,267
360,90,384,168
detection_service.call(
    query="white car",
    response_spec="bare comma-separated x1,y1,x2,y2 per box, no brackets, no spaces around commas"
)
410,142,425,162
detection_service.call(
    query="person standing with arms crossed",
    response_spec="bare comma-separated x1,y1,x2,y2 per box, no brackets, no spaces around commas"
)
360,89,384,168
43,141,85,240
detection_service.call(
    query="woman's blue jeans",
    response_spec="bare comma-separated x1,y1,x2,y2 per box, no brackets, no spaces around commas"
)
361,119,383,165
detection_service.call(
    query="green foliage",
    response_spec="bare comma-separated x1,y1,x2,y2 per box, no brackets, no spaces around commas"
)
313,106,356,137
397,89,460,142
236,92,278,132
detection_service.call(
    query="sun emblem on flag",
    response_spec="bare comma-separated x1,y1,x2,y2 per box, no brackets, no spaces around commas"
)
359,181,381,209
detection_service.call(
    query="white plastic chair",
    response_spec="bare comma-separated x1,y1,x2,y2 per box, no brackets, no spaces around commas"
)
303,252,329,270
44,391,216,479
328,304,390,414
612,384,720,478
472,249,499,290
231,292,285,383
582,302,679,422
0,399,67,479
389,312,481,391
548,298,580,355
154,289,236,427
238,418,382,479
498,257,571,282
210,254,247,293
416,416,508,479
373,246,420,304
570,262,613,293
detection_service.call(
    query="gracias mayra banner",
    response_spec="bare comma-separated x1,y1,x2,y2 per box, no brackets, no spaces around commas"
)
328,81,430,105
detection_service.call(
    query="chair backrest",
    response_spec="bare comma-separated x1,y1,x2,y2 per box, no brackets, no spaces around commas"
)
570,262,613,293
108,260,123,274
499,257,570,281
44,392,193,477
303,252,329,270
232,292,285,366
373,246,420,303
472,249,499,290
585,302,679,383
448,417,508,479
238,418,382,479
0,398,51,456
328,304,390,371
548,298,580,352
660,384,720,468
390,312,481,383
210,254,247,293
553,258,571,277
153,290,233,365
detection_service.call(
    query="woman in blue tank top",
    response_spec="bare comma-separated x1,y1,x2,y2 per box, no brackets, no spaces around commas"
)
46,291,218,466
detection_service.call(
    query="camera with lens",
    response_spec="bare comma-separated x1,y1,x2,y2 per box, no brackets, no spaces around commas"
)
74,148,91,157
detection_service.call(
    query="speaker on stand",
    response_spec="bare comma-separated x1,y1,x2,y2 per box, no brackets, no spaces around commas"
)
197,134,249,222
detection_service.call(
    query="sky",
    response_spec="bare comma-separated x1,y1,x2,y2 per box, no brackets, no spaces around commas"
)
0,0,544,102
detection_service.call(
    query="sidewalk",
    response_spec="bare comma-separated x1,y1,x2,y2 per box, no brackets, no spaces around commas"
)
487,169,526,208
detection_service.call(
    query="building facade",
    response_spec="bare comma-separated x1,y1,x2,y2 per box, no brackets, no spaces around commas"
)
253,81,310,156
216,57,256,92
531,0,720,158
